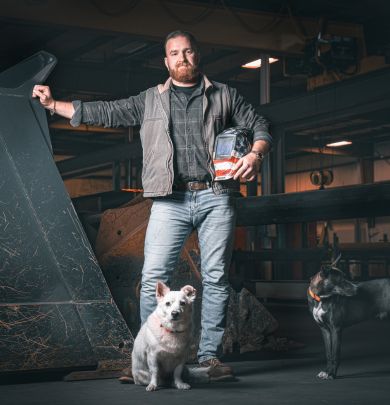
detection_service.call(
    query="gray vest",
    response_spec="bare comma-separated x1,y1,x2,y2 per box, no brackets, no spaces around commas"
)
140,75,236,197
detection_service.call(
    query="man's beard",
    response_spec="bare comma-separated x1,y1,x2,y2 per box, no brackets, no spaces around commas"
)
169,62,199,83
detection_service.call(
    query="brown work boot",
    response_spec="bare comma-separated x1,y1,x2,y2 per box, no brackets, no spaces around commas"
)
199,358,235,381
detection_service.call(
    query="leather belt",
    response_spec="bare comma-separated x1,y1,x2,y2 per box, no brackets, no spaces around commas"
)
173,181,211,191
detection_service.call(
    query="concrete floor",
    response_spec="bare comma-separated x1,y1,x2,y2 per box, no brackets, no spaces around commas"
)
1,304,390,405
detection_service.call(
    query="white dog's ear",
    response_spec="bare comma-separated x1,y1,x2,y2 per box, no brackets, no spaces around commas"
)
156,281,170,301
181,285,196,302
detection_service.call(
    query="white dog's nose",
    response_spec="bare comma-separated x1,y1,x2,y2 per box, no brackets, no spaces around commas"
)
171,311,180,319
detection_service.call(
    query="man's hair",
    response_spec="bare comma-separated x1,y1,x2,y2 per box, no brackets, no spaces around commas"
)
164,30,199,55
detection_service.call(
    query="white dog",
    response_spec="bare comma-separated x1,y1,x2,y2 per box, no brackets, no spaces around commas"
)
131,281,196,391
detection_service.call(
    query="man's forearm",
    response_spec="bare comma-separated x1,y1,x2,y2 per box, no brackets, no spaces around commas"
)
251,139,270,156
48,100,75,119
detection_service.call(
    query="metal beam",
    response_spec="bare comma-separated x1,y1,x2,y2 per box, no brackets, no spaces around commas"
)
258,69,390,131
47,61,167,96
288,146,352,156
56,141,142,178
0,0,364,54
63,34,117,60
234,248,329,262
236,180,390,226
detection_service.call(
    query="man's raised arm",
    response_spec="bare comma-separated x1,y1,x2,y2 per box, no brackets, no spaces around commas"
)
32,85,74,119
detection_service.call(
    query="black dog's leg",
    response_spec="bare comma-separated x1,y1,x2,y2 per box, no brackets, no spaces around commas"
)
329,327,342,378
318,327,342,379
318,327,332,379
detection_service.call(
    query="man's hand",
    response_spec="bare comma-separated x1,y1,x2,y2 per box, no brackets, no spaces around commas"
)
31,85,74,118
32,85,55,110
232,152,261,181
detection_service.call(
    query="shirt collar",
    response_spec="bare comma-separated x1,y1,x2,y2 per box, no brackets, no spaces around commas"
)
170,78,204,96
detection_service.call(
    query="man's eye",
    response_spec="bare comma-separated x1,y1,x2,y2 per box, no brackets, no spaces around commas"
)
165,302,171,306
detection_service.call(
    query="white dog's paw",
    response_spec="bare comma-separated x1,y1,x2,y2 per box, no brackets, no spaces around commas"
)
317,371,334,380
146,383,158,391
175,382,191,390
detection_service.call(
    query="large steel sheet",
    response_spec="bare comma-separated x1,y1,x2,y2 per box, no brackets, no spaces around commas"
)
0,52,133,372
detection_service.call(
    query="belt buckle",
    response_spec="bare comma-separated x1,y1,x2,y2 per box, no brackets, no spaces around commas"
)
187,181,209,191
187,181,198,191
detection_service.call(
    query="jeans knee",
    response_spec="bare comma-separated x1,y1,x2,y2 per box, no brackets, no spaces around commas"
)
141,271,170,293
202,277,229,294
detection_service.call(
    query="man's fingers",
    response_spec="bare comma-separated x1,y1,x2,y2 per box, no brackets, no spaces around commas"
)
33,84,48,92
241,168,255,180
233,164,249,180
32,85,50,98
32,89,44,98
31,85,54,108
233,163,257,181
233,165,244,180
232,155,260,180
232,159,243,171
34,91,47,103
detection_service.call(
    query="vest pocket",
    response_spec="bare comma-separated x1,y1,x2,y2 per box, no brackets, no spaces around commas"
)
212,115,223,134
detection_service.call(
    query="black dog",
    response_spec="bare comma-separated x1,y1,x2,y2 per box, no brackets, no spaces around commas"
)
308,259,390,379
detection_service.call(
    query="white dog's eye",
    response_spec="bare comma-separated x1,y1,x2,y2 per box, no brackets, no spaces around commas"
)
165,302,171,307
180,300,186,306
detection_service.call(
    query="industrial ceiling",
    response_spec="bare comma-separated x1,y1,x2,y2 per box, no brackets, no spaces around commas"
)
1,0,389,161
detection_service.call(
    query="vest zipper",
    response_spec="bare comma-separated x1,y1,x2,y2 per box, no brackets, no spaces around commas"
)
166,126,174,192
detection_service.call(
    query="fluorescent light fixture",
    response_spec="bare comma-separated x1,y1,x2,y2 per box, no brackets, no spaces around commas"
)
242,57,279,69
326,140,352,147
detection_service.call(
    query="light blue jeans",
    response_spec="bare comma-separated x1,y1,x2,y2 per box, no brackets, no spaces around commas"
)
140,188,236,363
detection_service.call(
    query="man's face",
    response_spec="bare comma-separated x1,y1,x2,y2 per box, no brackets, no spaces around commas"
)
164,35,199,84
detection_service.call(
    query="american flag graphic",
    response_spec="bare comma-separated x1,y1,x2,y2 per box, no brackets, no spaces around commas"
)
213,127,253,181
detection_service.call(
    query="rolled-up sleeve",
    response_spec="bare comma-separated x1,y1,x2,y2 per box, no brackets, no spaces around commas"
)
229,86,272,147
70,91,147,128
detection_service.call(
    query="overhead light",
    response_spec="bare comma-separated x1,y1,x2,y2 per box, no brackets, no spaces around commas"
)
242,57,279,69
326,140,352,147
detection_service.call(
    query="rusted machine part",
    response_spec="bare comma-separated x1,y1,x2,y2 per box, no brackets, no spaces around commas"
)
96,198,202,335
0,52,133,376
96,198,281,359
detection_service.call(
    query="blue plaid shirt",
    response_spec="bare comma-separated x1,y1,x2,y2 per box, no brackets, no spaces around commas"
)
170,80,210,183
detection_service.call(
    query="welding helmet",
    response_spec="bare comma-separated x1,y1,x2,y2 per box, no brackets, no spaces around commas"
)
213,127,253,181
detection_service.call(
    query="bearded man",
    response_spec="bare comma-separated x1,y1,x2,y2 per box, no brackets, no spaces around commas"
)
32,30,272,380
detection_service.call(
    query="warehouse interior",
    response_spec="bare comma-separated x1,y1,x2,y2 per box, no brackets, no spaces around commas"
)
1,1,390,404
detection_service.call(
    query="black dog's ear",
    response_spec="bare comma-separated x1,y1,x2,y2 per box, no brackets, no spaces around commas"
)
333,279,358,297
331,253,342,268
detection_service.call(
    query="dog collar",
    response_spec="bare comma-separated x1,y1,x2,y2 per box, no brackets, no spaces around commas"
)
160,324,185,334
308,287,321,302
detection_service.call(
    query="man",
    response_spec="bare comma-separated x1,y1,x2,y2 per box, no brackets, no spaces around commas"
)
33,30,272,380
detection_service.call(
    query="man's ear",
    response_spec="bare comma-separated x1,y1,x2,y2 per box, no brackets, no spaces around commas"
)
156,281,170,301
164,57,169,71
